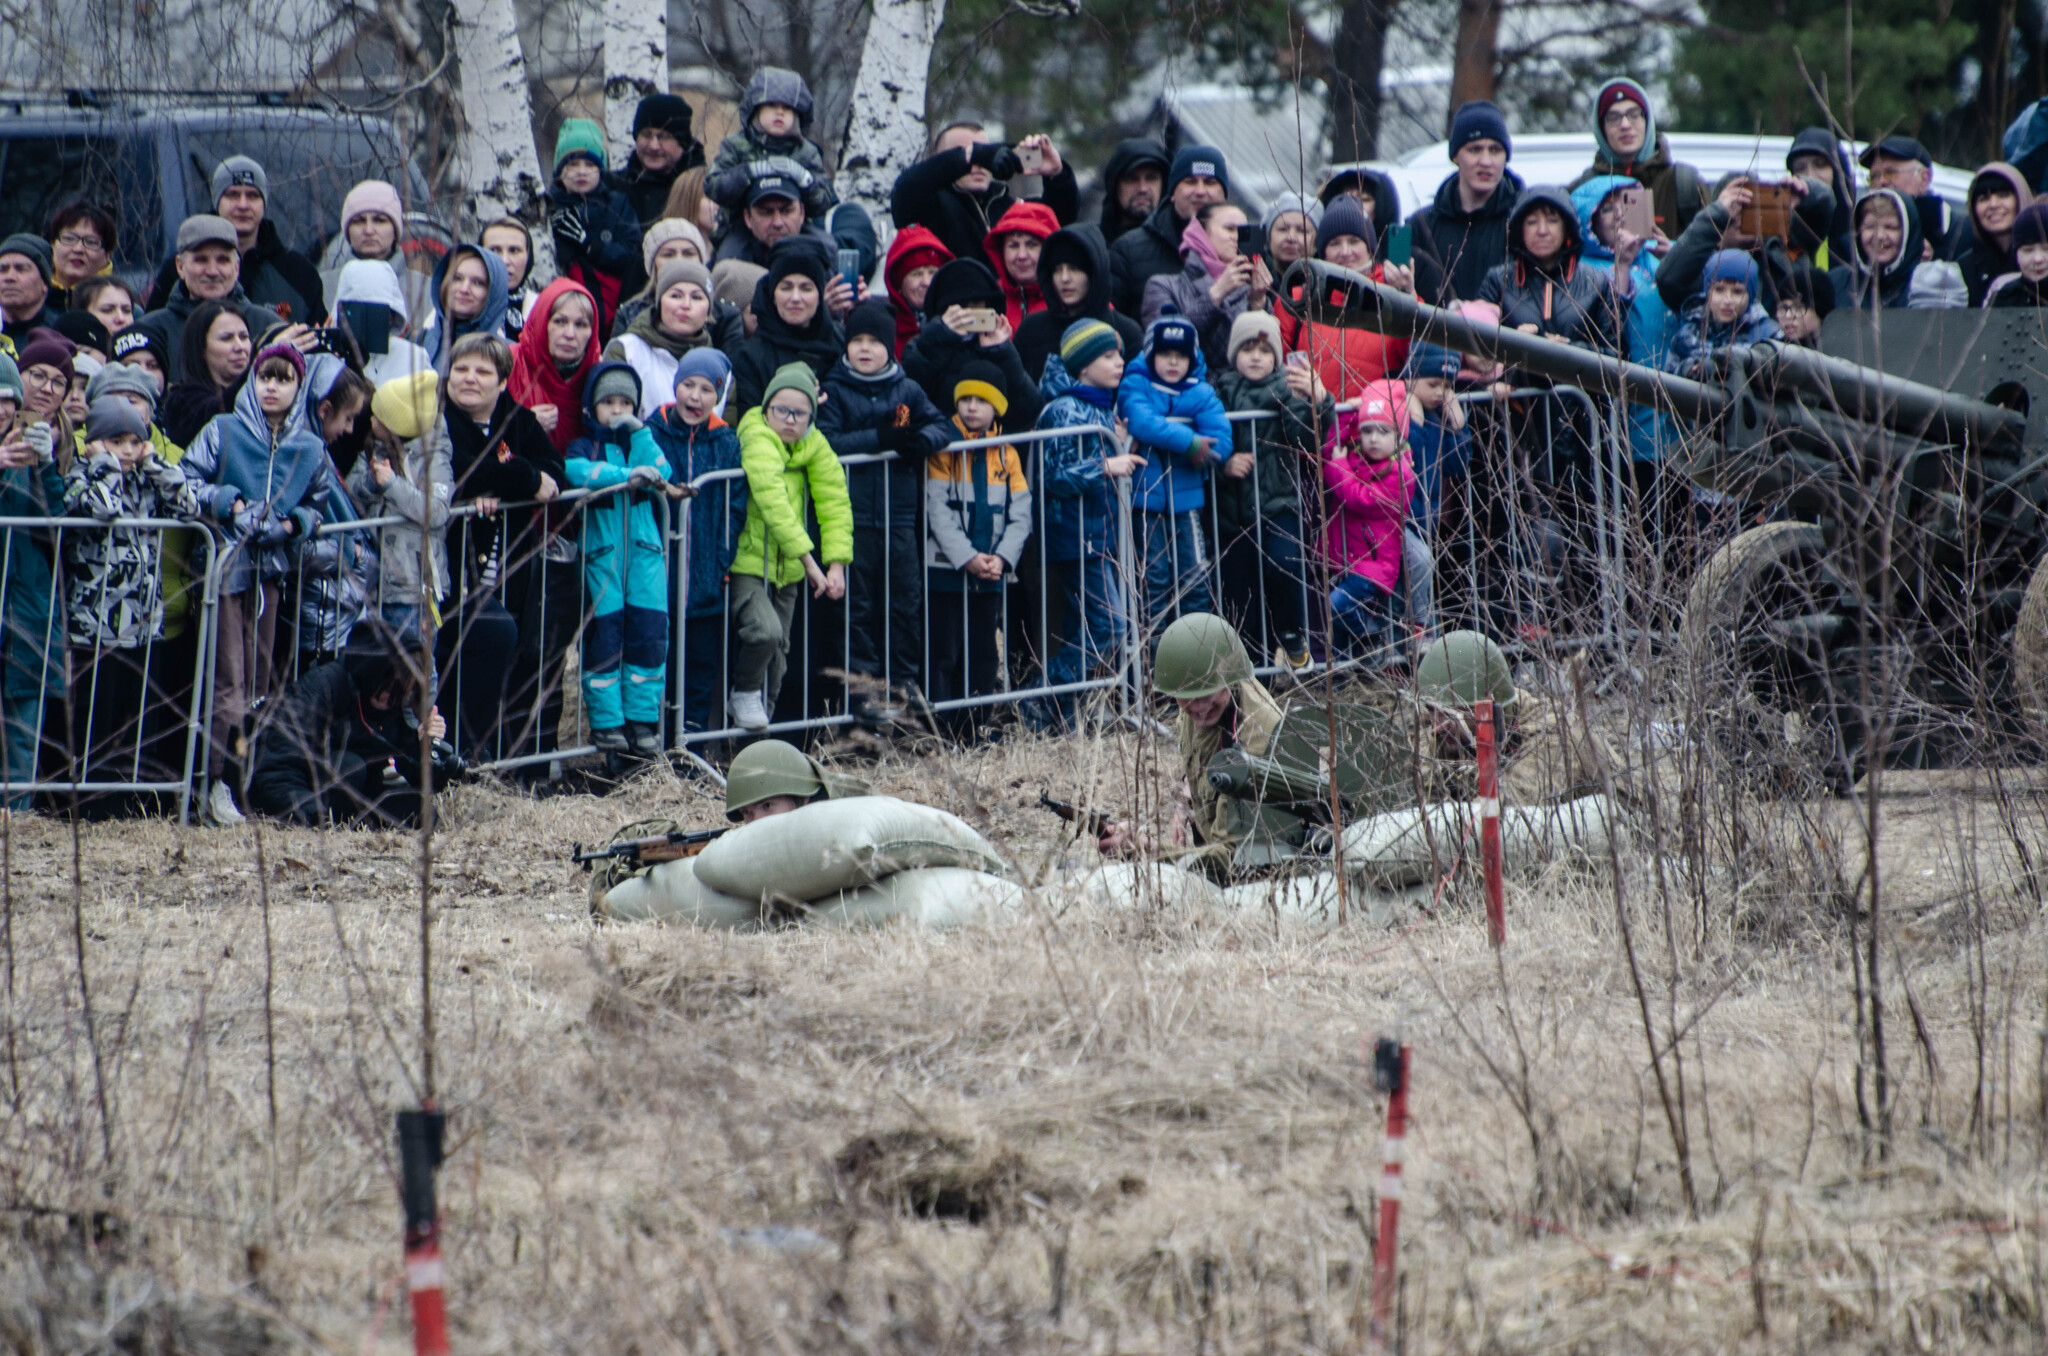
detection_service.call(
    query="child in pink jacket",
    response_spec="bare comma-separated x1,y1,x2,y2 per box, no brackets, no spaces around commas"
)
1324,383,1427,657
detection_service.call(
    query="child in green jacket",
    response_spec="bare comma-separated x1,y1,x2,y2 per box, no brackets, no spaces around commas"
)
728,363,852,730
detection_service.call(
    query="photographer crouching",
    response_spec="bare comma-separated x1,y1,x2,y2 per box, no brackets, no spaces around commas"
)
245,631,465,827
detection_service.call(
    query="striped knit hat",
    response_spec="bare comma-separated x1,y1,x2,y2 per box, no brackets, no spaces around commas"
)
1059,318,1121,377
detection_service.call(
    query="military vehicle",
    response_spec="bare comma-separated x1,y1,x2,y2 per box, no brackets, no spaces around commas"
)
1279,260,2048,789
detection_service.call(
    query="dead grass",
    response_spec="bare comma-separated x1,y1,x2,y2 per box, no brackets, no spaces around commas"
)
3,727,2047,1354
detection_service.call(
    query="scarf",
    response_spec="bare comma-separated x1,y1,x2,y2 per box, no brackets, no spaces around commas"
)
508,277,601,454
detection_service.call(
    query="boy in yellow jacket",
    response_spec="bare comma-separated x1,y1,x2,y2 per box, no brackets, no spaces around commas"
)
729,362,852,730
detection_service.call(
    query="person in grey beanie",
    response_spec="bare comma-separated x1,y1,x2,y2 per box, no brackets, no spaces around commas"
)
149,156,327,325
0,234,59,344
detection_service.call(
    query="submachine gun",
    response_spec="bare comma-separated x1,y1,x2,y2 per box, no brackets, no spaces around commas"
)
1278,260,2048,784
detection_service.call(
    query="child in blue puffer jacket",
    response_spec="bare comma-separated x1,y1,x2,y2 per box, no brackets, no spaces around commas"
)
1665,249,1783,377
564,361,675,759
1117,312,1231,628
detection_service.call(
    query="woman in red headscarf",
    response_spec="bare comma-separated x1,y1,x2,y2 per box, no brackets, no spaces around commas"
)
509,277,602,453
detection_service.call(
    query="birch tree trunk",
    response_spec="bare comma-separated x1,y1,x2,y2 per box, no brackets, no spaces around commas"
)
451,0,557,279
603,0,669,160
836,0,946,232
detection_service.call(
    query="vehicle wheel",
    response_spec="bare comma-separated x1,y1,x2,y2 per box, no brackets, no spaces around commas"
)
2011,549,2048,747
1680,521,1859,796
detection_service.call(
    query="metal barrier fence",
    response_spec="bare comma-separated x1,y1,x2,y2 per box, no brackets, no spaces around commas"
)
1,386,1646,811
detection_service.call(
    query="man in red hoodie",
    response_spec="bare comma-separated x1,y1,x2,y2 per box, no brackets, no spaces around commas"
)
982,201,1059,330
883,225,953,356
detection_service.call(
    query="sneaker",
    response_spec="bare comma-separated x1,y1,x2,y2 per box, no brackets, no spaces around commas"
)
591,725,630,754
730,688,769,731
207,780,245,826
625,722,663,758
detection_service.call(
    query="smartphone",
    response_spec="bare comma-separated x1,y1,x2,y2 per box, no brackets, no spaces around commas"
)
1016,144,1046,174
956,307,1000,334
338,300,391,356
1737,182,1798,241
1615,185,1656,240
1235,223,1266,259
835,248,863,294
1384,223,1412,267
1285,350,1311,371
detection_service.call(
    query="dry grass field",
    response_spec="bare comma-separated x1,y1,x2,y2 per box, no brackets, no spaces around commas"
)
3,716,2047,1353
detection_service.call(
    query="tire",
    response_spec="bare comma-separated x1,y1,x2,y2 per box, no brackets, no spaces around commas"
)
1679,522,1855,796
2011,549,2048,746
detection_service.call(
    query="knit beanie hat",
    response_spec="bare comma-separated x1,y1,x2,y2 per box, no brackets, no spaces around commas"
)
1060,318,1121,376
53,311,111,357
1168,145,1229,196
251,341,307,382
554,118,607,172
922,258,1006,316
1595,79,1652,134
112,327,169,374
1403,341,1462,381
1226,311,1283,364
953,359,1009,417
1316,197,1377,256
87,361,161,411
642,217,709,275
2012,202,2048,250
710,260,768,312
654,259,713,301
0,354,20,405
673,347,731,392
339,180,404,237
85,395,150,443
1260,191,1324,234
589,365,642,410
212,155,270,205
1699,248,1759,299
1449,100,1511,158
372,370,439,440
762,362,819,416
1349,383,1409,437
1148,314,1198,359
0,234,51,283
843,298,895,348
633,93,696,144
15,327,75,376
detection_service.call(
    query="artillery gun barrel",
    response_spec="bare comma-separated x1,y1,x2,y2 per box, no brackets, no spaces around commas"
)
1277,260,1727,422
1739,341,2026,454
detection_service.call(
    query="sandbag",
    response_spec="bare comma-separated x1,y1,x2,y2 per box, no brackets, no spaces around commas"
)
692,796,1009,902
1061,862,1225,912
594,858,763,930
1338,795,1619,889
799,868,1024,930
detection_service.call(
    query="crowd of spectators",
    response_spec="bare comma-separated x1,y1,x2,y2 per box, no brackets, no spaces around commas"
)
0,71,2023,825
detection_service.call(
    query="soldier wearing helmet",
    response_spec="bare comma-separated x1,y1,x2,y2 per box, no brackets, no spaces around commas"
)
1414,629,1618,804
724,738,866,822
1099,613,1287,876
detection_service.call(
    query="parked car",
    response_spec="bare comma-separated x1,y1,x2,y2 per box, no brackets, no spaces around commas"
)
0,96,436,297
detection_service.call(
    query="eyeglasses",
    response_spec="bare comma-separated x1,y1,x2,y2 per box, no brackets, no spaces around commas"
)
1601,107,1646,127
55,232,105,250
766,403,812,423
21,368,66,392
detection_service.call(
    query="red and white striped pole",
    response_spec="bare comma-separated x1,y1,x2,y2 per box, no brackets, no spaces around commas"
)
398,1107,450,1356
1367,1035,1410,1349
1474,696,1506,948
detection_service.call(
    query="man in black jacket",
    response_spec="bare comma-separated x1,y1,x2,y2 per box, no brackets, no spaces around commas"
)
1098,138,1169,245
615,94,706,228
245,636,456,826
1406,101,1523,304
1015,223,1141,388
888,122,1078,266
150,156,327,324
1107,144,1229,319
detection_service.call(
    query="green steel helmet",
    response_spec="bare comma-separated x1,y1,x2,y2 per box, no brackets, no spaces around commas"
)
1153,613,1254,700
724,739,825,820
1416,630,1517,711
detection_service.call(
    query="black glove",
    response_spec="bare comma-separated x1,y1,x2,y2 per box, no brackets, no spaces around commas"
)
550,208,587,249
985,145,1023,181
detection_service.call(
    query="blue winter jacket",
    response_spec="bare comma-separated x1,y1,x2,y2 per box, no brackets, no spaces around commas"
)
1572,174,1677,462
1664,249,1783,378
647,406,746,619
180,373,333,593
1116,320,1232,513
1036,360,1123,562
565,362,673,610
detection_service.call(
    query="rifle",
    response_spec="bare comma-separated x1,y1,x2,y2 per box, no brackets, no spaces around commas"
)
1038,790,1111,838
571,826,726,871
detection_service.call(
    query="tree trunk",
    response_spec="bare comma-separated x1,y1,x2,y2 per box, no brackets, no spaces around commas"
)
603,0,668,159
1327,0,1397,162
836,0,947,230
451,0,557,279
1448,0,1502,123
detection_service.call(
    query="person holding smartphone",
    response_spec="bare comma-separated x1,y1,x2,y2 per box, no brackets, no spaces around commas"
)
1140,202,1271,371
